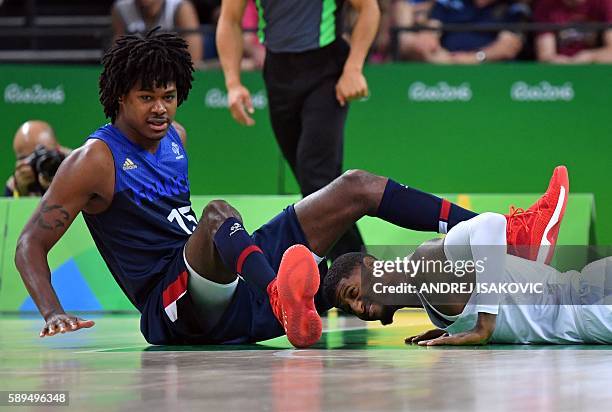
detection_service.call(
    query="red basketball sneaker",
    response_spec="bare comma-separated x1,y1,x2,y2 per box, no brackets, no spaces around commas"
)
267,244,322,348
506,166,569,264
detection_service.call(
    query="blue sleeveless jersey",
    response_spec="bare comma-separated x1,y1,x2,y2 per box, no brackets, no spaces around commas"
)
83,124,196,310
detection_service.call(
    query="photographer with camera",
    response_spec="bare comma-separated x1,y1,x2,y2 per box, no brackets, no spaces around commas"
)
4,121,70,198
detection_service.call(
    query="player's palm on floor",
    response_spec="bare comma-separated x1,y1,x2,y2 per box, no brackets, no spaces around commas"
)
417,330,489,346
405,328,446,344
40,313,95,337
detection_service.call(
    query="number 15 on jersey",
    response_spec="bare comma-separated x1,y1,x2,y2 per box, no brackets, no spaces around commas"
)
167,206,198,234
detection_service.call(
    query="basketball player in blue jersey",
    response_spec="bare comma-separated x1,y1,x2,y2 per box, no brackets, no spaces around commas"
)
15,29,568,348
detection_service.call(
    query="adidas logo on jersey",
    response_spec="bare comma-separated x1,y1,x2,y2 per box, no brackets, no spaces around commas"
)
122,158,138,171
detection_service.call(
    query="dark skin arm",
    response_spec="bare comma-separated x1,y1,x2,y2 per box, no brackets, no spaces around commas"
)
408,312,497,346
405,328,446,344
14,140,114,337
403,239,497,345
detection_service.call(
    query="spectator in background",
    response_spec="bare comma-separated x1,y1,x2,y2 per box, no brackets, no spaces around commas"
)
192,0,221,60
371,0,396,62
111,0,203,64
401,0,526,63
5,121,70,198
534,0,612,63
411,0,436,22
394,0,435,59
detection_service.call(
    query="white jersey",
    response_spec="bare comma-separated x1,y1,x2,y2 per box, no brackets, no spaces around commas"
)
423,255,612,344
115,0,183,33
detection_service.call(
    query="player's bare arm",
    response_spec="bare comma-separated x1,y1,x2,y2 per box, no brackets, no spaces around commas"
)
415,312,497,346
14,140,114,338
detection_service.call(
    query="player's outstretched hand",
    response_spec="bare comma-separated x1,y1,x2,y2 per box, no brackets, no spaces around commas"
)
227,84,255,126
416,329,489,346
405,328,446,344
40,313,95,338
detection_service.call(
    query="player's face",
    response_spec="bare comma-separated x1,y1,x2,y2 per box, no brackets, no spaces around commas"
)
335,257,397,325
119,82,178,142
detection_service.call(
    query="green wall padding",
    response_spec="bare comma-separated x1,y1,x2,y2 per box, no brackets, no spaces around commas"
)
0,194,594,312
1,64,609,243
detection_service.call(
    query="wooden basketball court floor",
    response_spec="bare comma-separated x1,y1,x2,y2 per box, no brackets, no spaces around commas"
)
1,310,611,411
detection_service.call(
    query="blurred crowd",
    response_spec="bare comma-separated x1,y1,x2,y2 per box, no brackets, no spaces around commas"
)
377,0,612,63
105,0,612,67
0,0,611,67
110,0,267,69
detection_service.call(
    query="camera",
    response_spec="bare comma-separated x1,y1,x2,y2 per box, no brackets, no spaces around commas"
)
24,144,66,183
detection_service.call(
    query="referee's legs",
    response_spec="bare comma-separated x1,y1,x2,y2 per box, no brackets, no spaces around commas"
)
266,92,301,173
298,77,365,261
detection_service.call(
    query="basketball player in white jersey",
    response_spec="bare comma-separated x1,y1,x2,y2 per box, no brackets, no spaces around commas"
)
324,167,612,345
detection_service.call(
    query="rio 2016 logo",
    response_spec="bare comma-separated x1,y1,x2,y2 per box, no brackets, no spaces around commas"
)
511,81,574,102
4,83,65,104
204,88,268,109
408,82,472,102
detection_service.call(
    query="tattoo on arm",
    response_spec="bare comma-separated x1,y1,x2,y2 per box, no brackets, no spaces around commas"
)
36,200,70,230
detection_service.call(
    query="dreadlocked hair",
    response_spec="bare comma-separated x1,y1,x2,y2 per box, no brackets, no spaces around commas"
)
99,27,194,122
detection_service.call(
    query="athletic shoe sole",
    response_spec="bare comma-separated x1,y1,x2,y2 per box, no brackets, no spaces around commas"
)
537,166,569,264
277,244,322,348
